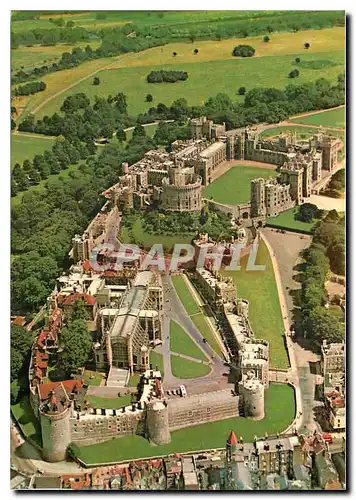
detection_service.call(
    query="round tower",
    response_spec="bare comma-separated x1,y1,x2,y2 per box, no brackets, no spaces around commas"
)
39,391,72,462
242,377,265,421
146,400,171,445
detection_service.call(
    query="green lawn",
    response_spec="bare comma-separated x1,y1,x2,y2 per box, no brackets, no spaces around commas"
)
290,106,345,128
204,165,277,205
86,394,134,409
150,350,165,377
171,275,223,357
127,374,142,388
223,239,290,369
77,383,295,464
11,133,55,169
170,320,208,361
35,49,345,118
171,275,200,315
267,207,317,233
11,395,42,446
170,355,211,379
83,370,105,387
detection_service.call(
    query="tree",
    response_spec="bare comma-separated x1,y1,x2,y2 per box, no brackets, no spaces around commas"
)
116,127,127,143
93,76,100,86
289,69,300,79
194,48,199,54
238,87,246,95
304,42,310,49
57,319,92,377
298,203,320,223
132,124,146,139
295,57,301,64
172,52,177,57
263,35,270,42
324,209,340,223
232,45,255,57
189,30,197,43
67,442,80,460
146,94,153,102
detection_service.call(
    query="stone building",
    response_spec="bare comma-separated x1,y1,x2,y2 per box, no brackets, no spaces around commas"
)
192,268,237,311
251,177,294,218
190,116,226,140
239,372,265,420
321,340,346,430
238,339,269,387
160,164,202,212
97,271,163,373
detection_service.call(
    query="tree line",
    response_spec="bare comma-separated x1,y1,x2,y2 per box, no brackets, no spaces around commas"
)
13,80,46,96
299,211,345,346
11,10,344,85
147,70,188,83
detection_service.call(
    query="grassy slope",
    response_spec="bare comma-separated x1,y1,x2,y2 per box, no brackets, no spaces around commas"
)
170,320,208,361
11,395,42,445
170,355,211,379
260,125,345,142
150,351,165,377
267,207,317,233
203,165,277,205
11,133,55,169
78,383,295,464
36,49,345,118
290,106,345,128
14,27,344,119
223,239,290,369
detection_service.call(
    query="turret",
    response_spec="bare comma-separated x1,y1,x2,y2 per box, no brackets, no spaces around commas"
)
146,400,171,445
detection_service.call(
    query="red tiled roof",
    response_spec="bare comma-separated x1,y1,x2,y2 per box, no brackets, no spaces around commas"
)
35,351,48,369
61,473,91,490
82,260,92,272
227,430,238,446
38,379,84,401
62,292,95,306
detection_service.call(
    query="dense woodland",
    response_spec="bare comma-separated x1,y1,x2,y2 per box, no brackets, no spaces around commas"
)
13,80,46,96
147,70,188,83
11,10,344,84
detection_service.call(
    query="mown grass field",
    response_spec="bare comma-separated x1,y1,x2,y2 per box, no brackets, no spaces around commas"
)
11,133,55,169
204,165,277,205
171,275,223,357
223,239,290,369
83,370,105,387
77,383,295,464
34,49,345,119
170,320,208,361
15,27,344,120
290,106,345,128
150,351,165,377
267,207,317,233
170,355,211,379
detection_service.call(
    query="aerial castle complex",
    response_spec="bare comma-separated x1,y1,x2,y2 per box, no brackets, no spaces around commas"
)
96,116,342,229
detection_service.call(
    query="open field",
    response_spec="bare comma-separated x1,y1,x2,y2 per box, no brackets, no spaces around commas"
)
204,165,277,205
14,27,344,119
10,11,313,33
34,50,345,119
11,395,42,446
11,40,102,73
290,106,345,128
86,394,133,409
223,239,290,369
170,320,208,361
171,275,223,357
77,383,295,464
11,133,55,169
170,355,211,379
267,207,317,233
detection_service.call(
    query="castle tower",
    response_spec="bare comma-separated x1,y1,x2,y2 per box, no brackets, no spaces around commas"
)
39,391,72,462
241,376,265,421
146,400,171,445
250,178,266,217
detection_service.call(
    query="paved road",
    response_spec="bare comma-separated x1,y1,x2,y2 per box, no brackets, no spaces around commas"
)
261,228,324,433
159,274,230,395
